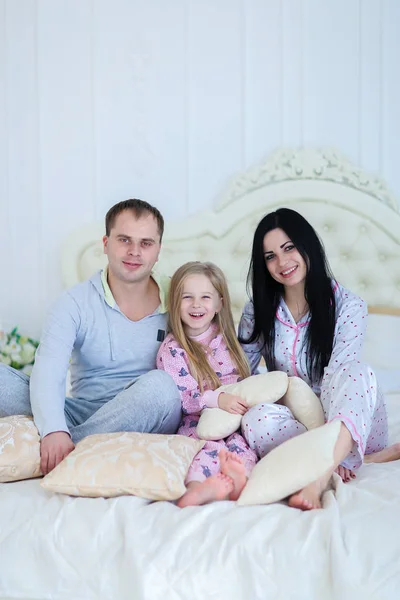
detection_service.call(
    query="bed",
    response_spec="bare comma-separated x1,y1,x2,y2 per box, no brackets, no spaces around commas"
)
1,147,400,600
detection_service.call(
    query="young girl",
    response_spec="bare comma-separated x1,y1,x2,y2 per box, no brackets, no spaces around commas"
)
156,261,257,508
239,207,400,510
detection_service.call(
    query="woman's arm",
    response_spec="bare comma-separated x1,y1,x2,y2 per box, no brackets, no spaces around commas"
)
323,290,368,380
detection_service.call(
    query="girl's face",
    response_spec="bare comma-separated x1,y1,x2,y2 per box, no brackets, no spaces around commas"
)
263,228,307,289
180,274,222,337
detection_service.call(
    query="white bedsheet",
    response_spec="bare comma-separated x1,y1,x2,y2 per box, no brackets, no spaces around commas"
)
1,392,400,600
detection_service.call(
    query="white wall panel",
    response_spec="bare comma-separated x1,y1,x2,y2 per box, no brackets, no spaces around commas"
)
186,0,244,213
93,0,187,221
0,0,399,336
302,0,360,161
359,0,382,173
5,0,41,335
0,1,10,330
281,0,304,145
244,0,282,166
37,0,94,308
381,0,400,196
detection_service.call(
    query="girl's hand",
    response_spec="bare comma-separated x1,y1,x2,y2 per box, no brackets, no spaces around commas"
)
218,392,248,415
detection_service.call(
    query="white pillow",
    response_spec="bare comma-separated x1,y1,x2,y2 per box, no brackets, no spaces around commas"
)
196,372,325,440
281,376,325,430
197,372,289,441
218,371,289,406
237,420,340,506
362,314,400,371
196,408,243,442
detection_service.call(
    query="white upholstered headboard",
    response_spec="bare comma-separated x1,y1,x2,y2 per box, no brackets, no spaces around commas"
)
62,147,400,324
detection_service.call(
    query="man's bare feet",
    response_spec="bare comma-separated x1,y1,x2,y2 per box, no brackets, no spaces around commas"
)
335,465,356,483
364,442,400,464
177,473,234,508
219,449,248,501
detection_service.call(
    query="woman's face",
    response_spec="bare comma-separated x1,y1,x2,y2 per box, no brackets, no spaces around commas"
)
263,228,307,288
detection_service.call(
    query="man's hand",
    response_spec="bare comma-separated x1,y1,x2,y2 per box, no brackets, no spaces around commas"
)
40,431,75,475
218,392,248,415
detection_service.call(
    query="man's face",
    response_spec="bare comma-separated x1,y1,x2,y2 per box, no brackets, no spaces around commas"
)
103,210,161,285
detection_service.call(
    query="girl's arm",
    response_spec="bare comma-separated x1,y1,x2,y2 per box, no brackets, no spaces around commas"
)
156,340,219,414
238,301,264,374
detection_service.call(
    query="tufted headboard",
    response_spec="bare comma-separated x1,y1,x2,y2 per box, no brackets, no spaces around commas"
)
62,147,400,324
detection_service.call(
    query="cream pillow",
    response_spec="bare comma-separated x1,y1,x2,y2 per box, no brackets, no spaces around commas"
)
237,420,340,506
41,432,205,500
197,372,288,441
196,408,243,442
219,371,289,405
281,376,325,430
0,415,41,482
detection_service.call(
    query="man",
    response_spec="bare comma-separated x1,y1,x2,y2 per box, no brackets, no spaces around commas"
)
0,199,181,474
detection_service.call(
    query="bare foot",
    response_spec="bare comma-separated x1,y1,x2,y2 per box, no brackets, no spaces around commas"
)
364,442,400,464
288,471,332,511
219,449,248,501
335,465,356,483
177,473,234,508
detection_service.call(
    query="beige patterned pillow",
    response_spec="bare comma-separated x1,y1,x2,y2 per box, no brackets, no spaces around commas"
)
0,415,42,482
41,432,205,500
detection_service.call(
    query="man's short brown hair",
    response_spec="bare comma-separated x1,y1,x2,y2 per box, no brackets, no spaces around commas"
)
105,199,164,240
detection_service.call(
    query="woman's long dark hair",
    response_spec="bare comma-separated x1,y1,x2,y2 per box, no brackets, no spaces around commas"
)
240,208,336,382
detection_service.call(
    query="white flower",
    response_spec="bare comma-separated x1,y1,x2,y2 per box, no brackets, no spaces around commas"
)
3,341,22,356
0,354,11,366
20,342,36,365
0,326,39,371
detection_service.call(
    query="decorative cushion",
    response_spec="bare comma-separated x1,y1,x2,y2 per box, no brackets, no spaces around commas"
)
281,376,325,430
0,415,41,482
41,432,205,500
219,371,289,406
196,408,243,442
197,372,289,441
237,420,341,506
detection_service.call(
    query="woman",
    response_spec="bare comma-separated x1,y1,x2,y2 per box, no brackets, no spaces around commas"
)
239,208,400,510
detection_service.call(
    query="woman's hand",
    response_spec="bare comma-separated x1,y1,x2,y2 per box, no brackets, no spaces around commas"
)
218,392,248,415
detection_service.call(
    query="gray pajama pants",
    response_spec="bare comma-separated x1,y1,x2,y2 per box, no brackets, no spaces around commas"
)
0,365,182,444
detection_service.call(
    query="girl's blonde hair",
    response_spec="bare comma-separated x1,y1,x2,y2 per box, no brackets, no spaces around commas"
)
168,261,251,392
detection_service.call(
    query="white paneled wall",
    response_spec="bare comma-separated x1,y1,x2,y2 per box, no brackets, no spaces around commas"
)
0,0,399,337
